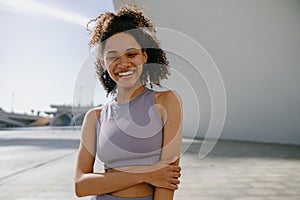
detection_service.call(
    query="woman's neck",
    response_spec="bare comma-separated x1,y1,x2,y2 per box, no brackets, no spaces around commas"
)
116,83,145,103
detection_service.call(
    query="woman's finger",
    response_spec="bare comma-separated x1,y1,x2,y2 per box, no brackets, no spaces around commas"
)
172,172,181,178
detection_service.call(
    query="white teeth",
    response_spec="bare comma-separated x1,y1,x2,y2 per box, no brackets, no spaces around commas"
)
118,71,134,76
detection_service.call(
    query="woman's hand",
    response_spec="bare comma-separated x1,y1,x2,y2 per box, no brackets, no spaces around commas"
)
144,157,181,190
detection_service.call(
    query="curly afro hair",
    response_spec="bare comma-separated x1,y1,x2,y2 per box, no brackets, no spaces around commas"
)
86,4,170,96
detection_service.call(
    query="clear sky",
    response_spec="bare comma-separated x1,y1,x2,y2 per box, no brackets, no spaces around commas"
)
0,0,114,114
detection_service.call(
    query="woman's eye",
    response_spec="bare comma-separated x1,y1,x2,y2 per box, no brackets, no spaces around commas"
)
127,53,138,58
107,56,117,61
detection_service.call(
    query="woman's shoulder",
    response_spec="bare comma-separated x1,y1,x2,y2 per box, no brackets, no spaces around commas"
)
155,89,182,105
84,106,103,122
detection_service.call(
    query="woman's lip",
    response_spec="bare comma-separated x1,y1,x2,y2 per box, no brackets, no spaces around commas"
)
116,69,136,77
118,70,134,76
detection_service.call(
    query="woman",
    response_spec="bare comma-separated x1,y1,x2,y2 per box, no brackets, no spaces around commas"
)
74,5,182,200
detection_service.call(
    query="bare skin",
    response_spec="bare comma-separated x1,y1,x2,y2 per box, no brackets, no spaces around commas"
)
74,32,182,199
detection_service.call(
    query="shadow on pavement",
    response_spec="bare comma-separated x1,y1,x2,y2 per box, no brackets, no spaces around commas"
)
0,138,80,149
182,139,300,160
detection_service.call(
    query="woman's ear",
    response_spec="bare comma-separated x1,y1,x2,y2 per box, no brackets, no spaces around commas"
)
100,59,106,70
142,51,148,64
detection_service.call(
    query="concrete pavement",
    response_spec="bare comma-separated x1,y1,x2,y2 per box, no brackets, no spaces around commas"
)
0,128,299,200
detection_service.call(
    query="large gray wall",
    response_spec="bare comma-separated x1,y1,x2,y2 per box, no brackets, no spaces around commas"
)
114,0,300,145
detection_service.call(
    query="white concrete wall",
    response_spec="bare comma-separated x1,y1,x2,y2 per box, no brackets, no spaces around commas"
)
114,0,300,144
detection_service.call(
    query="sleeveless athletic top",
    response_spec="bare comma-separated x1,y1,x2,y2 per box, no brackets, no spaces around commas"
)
96,87,163,169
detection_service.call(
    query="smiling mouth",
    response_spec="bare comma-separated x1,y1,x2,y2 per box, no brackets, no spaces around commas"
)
117,70,135,77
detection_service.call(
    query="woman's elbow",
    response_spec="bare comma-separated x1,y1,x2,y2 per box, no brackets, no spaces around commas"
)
74,178,85,197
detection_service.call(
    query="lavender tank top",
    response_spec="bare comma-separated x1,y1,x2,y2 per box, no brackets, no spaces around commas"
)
96,88,163,169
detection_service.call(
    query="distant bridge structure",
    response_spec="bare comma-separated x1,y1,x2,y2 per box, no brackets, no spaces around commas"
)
46,104,96,126
0,108,50,128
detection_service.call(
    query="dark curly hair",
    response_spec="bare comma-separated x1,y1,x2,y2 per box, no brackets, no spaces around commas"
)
86,5,170,95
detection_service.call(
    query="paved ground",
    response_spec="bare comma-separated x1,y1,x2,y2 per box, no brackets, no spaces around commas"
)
0,128,299,200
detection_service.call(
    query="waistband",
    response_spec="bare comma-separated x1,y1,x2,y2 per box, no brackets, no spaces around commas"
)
93,194,153,200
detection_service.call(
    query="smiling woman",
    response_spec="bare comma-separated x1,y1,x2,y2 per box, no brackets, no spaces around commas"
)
74,4,182,200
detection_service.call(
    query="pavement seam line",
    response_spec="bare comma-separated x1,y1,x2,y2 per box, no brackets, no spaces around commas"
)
0,150,77,182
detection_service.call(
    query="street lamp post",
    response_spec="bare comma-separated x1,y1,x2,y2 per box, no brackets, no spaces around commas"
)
11,93,15,113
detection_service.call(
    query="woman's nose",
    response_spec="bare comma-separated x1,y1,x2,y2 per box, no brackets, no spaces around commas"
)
117,55,130,67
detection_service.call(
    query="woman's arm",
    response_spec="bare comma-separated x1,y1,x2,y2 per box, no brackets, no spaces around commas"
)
154,90,183,200
74,108,180,197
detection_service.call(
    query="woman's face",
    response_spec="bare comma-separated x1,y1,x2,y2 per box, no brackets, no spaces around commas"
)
102,32,147,89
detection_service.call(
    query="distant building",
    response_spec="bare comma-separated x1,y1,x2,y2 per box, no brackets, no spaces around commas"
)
0,108,51,128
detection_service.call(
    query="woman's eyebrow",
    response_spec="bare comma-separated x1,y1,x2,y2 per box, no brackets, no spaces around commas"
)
106,47,139,56
125,48,138,51
106,50,117,55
